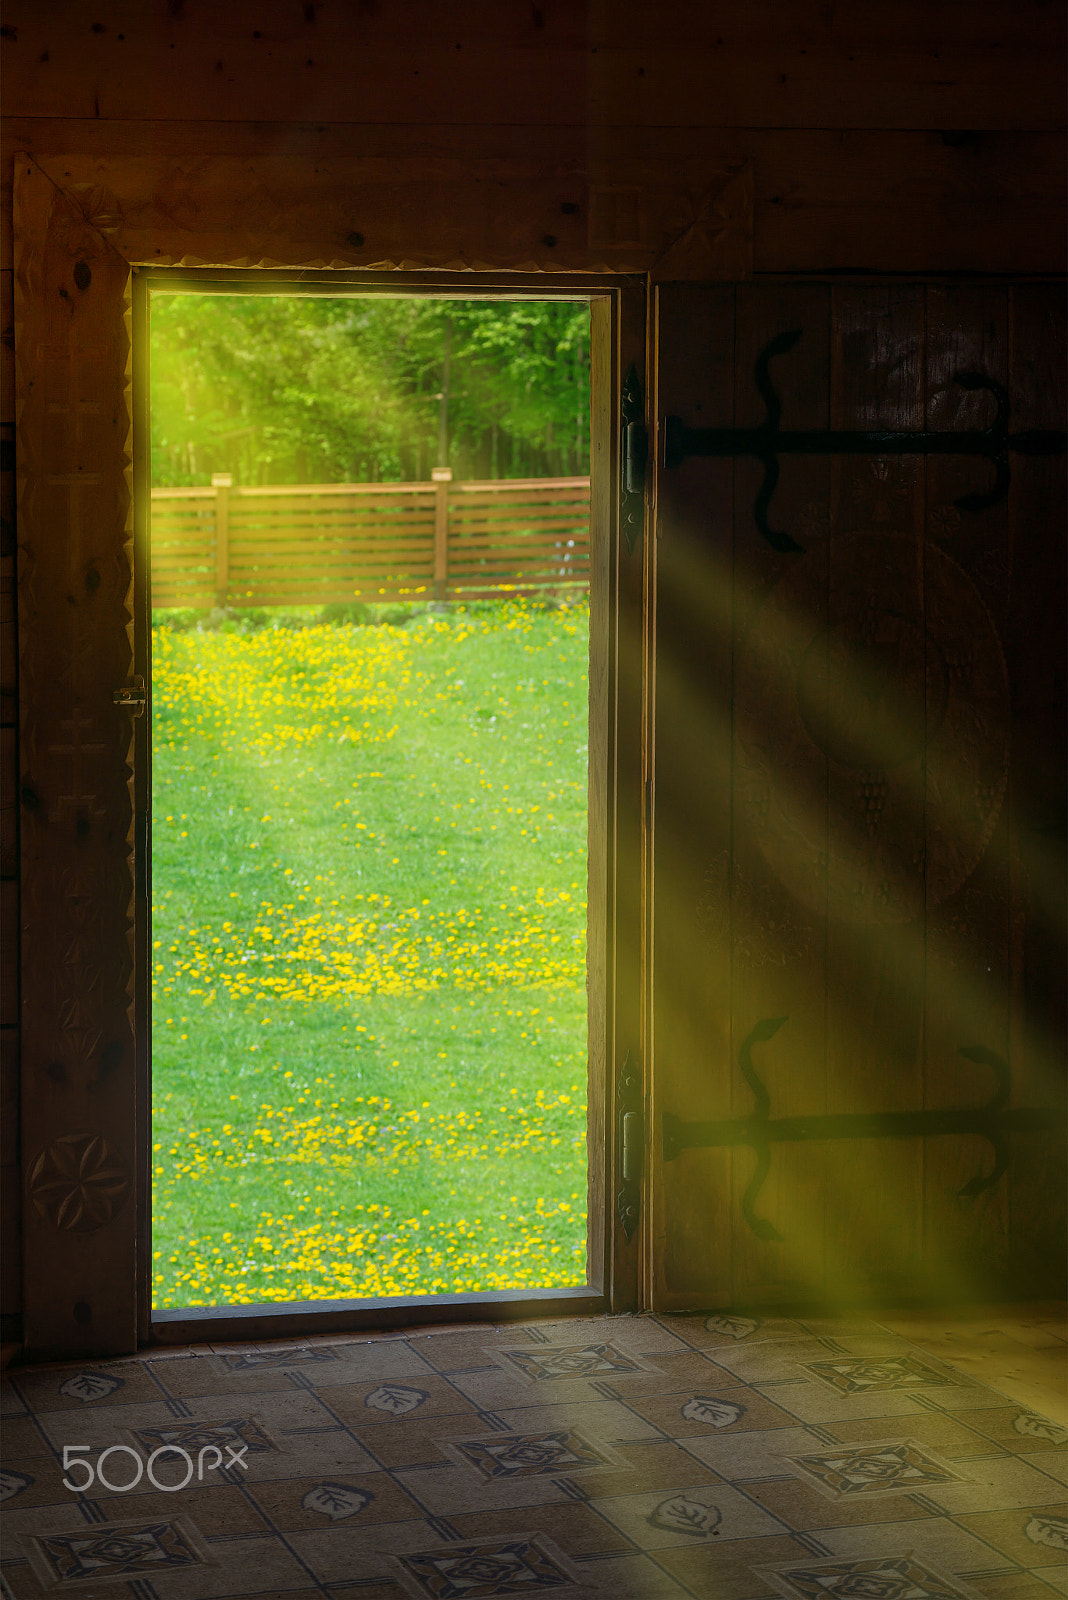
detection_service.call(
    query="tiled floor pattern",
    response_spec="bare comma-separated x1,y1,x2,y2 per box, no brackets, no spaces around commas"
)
1,1312,1066,1599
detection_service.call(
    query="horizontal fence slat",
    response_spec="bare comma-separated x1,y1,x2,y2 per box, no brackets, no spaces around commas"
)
454,544,588,558
228,532,437,549
451,477,588,493
228,506,438,518
228,538,436,555
232,484,437,499
152,475,590,607
448,548,589,566
227,526,437,541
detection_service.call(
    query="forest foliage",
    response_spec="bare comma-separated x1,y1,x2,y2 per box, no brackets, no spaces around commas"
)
150,293,591,487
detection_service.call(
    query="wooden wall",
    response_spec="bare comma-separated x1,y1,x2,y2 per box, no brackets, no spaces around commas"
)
1,0,1064,1332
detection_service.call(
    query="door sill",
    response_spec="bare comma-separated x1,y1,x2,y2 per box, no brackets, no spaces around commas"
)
148,1285,607,1346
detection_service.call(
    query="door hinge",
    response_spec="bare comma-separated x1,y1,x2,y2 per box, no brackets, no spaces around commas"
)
113,676,147,716
620,365,647,555
616,1048,643,1240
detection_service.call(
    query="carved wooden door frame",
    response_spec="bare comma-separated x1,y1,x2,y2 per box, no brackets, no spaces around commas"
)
14,155,658,1357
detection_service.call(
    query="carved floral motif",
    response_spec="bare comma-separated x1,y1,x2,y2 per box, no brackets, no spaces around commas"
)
26,1134,130,1232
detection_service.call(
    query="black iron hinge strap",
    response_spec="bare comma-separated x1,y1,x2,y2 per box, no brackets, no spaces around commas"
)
662,1021,1057,1242
661,329,1067,554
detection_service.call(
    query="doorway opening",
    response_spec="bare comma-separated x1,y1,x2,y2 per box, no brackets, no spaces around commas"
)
143,278,609,1317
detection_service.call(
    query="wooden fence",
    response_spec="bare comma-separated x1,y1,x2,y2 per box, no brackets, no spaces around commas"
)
150,471,591,609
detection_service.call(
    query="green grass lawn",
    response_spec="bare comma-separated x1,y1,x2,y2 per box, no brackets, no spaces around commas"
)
151,597,590,1306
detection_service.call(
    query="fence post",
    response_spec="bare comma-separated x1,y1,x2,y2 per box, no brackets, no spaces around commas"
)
212,472,232,610
431,466,452,603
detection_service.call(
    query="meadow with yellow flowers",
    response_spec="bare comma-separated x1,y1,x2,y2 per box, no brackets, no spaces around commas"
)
151,597,590,1307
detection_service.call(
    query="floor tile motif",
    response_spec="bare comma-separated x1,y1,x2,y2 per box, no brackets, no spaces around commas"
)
679,1395,746,1428
56,1372,126,1404
786,1440,969,1499
129,1415,279,1459
218,1349,345,1373
1,1313,1064,1599
443,1429,617,1480
642,1492,724,1542
1,1467,35,1501
391,1533,577,1598
365,1384,432,1416
1025,1514,1068,1551
762,1554,981,1600
24,1514,212,1587
805,1356,956,1394
300,1481,374,1520
491,1343,651,1383
1016,1416,1068,1447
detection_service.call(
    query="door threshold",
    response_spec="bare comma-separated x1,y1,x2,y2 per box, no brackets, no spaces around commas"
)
148,1285,607,1346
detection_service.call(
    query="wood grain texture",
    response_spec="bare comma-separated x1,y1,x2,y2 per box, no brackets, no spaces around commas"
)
0,249,17,1323
7,152,749,283
585,294,610,1306
649,283,737,1310
3,124,1063,275
1006,284,1068,1298
609,286,648,1314
0,544,14,729
2,0,1063,130
14,156,138,1357
727,283,831,1302
877,1302,1068,1424
649,282,1065,1309
921,285,1012,1294
820,286,928,1298
0,726,15,877
0,1157,20,1317
0,1026,17,1172
0,1018,16,1334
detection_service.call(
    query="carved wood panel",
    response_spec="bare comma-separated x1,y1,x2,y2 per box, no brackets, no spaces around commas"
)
22,153,751,282
14,157,137,1356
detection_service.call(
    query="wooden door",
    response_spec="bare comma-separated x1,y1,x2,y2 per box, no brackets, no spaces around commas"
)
647,282,1066,1310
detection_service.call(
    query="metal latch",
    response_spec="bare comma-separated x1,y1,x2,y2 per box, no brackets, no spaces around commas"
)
113,676,146,716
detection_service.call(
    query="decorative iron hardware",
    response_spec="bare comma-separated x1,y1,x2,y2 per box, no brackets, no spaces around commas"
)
620,364,647,553
113,676,146,716
616,1048,643,1240
662,1017,1054,1242
661,329,1067,555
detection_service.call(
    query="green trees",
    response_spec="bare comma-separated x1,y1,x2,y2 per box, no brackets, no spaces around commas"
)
150,293,590,487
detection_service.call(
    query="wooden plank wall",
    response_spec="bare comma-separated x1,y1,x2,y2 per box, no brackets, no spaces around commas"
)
0,0,1064,1332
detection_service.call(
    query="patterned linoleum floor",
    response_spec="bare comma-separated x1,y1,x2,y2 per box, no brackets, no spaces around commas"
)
1,1312,1066,1599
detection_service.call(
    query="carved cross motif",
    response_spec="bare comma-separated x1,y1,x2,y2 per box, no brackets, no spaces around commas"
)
50,711,108,824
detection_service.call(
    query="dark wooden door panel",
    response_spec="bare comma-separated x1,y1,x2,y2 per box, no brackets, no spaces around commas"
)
650,281,1066,1310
